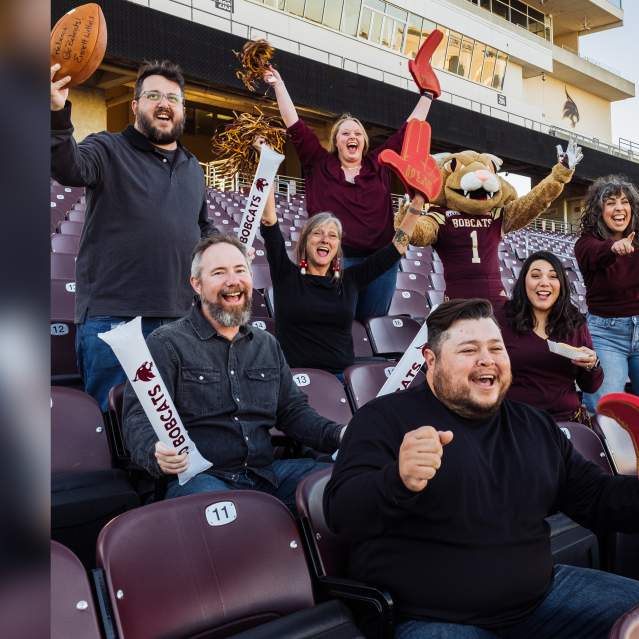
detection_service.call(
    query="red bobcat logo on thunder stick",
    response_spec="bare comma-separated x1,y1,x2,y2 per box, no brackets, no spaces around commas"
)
255,178,268,192
133,361,155,382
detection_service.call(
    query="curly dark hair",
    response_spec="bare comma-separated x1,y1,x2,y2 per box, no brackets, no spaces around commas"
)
579,175,639,245
503,250,584,341
134,60,185,99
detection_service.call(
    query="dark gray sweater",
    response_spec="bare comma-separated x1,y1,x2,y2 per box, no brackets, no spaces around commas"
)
51,103,214,322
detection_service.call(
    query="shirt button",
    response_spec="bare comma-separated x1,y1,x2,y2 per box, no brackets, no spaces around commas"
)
234,416,239,421
162,158,168,163
198,375,204,381
231,370,235,375
245,436,249,441
260,373,264,378
244,462,248,467
236,397,240,402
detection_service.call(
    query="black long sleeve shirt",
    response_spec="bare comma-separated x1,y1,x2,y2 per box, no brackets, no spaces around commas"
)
123,304,343,482
324,383,639,629
51,103,214,322
261,221,401,372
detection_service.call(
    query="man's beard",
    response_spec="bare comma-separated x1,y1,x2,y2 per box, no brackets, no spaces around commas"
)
432,365,511,419
136,109,184,145
203,295,252,328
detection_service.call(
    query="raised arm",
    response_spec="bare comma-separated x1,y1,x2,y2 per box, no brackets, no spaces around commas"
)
393,193,426,254
406,95,434,122
264,66,299,128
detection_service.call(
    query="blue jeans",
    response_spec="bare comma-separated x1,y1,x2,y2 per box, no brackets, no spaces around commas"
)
343,257,399,321
164,459,331,512
395,564,639,639
76,316,175,411
583,313,639,412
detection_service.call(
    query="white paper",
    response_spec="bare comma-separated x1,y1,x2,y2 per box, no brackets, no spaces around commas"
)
98,317,212,485
547,340,589,361
237,144,285,248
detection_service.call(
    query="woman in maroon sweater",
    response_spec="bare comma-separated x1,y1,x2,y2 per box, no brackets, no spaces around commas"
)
497,251,602,424
575,175,639,412
264,65,436,321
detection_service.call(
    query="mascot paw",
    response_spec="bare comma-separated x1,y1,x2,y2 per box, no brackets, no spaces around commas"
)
557,138,583,169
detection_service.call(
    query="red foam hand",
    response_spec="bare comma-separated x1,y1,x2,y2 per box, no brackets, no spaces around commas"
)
597,392,639,476
409,29,443,98
379,120,442,202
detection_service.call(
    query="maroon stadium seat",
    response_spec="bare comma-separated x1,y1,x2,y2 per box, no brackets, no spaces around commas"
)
51,541,102,639
405,247,433,261
58,220,84,236
429,272,446,291
427,290,445,308
67,209,86,223
388,289,429,319
291,368,352,425
251,262,273,290
400,257,432,278
351,320,373,358
251,289,270,318
344,361,425,410
296,469,394,638
609,604,639,639
95,490,362,639
395,271,428,294
556,421,614,475
51,252,77,280
51,387,112,474
250,317,276,336
51,279,78,378
365,316,421,357
52,233,81,255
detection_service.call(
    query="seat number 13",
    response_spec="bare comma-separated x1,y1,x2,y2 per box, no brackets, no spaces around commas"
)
470,230,481,263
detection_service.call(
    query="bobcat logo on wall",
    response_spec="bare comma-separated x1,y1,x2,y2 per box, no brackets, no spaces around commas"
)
562,87,580,128
133,361,155,382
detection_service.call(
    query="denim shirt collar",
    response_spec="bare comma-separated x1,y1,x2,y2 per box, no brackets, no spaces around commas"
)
187,302,254,342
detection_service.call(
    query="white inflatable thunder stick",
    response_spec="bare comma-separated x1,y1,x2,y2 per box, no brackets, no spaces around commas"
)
377,318,431,397
237,143,285,248
98,317,212,485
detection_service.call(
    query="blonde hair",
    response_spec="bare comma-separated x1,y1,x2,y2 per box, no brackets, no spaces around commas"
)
296,213,343,281
328,114,369,156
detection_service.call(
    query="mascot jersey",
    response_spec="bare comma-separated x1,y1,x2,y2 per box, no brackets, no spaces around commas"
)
426,205,504,302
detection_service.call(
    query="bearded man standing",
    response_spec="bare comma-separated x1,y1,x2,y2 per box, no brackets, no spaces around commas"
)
325,298,639,639
51,60,215,410
123,235,344,507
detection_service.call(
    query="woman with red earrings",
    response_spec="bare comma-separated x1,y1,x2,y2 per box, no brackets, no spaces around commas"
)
260,182,426,379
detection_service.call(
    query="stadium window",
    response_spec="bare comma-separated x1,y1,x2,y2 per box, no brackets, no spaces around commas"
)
358,6,372,39
323,0,343,30
481,46,497,86
469,41,486,83
510,5,528,29
431,26,449,69
444,31,462,75
392,18,406,51
284,0,305,17
403,14,422,59
387,5,407,51
493,51,508,90
341,0,362,36
369,11,383,43
381,16,393,47
458,36,474,79
492,0,509,21
304,0,325,23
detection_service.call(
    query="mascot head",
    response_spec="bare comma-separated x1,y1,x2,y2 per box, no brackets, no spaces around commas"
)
432,151,518,215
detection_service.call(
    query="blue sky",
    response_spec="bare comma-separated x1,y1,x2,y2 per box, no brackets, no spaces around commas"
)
580,2,639,148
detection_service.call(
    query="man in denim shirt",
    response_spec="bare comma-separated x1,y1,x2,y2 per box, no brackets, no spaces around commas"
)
123,234,344,507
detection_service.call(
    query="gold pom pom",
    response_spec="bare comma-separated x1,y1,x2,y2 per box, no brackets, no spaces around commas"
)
234,39,275,92
211,108,286,176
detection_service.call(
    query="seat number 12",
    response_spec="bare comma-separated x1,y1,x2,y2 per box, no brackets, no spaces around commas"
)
470,230,481,264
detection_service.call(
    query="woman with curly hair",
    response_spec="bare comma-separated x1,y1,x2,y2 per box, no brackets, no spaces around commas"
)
497,251,602,424
575,175,639,411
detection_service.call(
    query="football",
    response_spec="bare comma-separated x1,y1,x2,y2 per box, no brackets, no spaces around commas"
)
50,3,107,87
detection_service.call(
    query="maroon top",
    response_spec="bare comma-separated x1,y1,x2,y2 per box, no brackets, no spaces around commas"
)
574,234,639,317
287,119,406,256
426,205,505,304
496,307,604,421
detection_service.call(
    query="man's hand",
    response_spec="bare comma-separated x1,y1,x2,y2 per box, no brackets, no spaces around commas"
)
408,30,443,99
612,232,635,256
398,426,453,492
557,139,583,170
154,441,189,475
379,120,442,201
51,64,71,112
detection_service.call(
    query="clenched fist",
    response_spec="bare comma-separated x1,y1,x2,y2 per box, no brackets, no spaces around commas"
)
399,426,453,492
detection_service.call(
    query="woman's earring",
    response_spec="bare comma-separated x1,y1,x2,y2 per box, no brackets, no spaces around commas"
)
299,257,308,275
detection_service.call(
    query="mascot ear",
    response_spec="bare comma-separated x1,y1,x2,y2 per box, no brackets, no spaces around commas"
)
484,153,503,173
443,158,458,172
432,152,453,167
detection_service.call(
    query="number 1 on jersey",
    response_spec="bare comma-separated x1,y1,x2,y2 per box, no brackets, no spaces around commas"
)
470,230,481,263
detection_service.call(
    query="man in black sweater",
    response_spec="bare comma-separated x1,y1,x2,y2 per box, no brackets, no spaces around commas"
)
324,298,639,639
51,60,215,410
